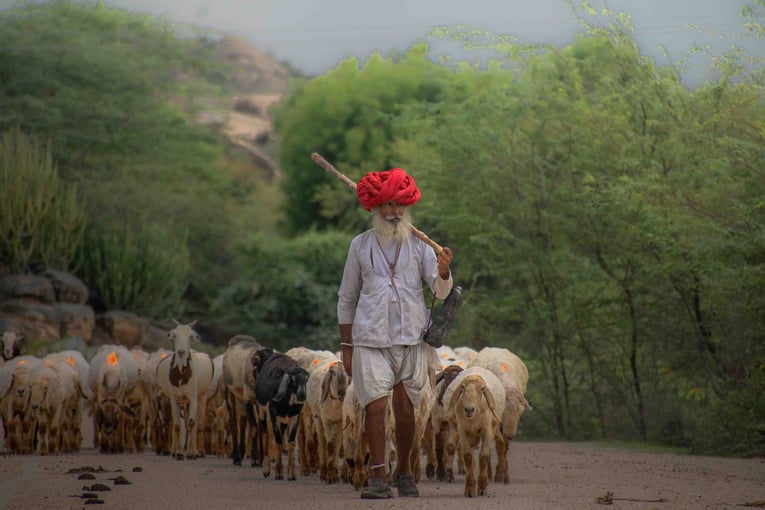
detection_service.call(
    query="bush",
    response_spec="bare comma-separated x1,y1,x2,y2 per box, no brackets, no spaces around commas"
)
211,229,352,350
0,127,86,272
78,223,190,319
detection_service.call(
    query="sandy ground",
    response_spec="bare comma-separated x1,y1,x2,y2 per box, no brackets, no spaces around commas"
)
1,416,763,510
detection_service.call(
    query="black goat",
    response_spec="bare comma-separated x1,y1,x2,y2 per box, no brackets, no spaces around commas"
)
254,352,309,480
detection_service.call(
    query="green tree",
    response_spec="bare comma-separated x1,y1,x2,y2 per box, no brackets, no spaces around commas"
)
272,43,450,235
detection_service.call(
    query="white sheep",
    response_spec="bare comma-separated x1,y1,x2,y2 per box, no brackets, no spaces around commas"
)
28,357,81,454
304,353,347,483
469,347,531,483
0,355,43,453
204,353,227,457
341,380,396,489
222,334,268,466
286,346,336,477
42,350,90,451
1,331,23,362
443,366,506,497
423,363,464,481
156,320,214,460
142,347,173,455
88,344,140,453
124,347,150,452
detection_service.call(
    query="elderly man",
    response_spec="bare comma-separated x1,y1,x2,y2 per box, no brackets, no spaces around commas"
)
338,167,453,499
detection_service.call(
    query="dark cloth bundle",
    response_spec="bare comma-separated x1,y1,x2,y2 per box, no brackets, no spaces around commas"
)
423,286,463,348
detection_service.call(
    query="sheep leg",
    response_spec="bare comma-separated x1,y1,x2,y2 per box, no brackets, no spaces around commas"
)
287,416,300,481
227,392,242,465
442,421,459,482
423,417,437,480
170,398,183,459
260,406,273,478
271,415,285,479
315,416,329,481
462,443,476,497
325,419,342,484
37,418,49,455
187,395,200,459
478,429,492,495
494,430,509,483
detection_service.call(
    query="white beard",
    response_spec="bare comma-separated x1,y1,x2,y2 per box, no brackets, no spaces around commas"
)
372,208,412,244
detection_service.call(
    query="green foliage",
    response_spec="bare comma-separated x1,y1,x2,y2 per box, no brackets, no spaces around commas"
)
211,229,352,350
77,223,190,319
271,43,451,234
0,127,85,272
0,1,260,319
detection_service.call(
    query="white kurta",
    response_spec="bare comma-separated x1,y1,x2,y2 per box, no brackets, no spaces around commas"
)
337,229,453,348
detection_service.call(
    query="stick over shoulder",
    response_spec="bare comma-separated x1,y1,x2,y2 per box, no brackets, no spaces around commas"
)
310,152,443,254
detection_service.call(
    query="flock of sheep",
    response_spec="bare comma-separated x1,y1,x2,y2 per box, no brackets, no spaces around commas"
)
0,325,530,497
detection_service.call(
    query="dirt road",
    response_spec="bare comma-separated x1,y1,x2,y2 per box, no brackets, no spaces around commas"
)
1,440,763,510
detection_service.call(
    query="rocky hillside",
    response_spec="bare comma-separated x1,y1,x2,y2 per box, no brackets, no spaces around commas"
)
195,34,290,181
0,35,294,352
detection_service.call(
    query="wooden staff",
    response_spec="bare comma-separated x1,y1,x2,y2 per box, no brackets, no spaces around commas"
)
311,152,444,254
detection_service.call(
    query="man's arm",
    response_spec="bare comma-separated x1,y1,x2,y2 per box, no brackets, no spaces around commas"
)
339,323,353,377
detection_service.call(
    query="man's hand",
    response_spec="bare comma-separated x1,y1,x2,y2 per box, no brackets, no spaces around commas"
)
437,247,453,279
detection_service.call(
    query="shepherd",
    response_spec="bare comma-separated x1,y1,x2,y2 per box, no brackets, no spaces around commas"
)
333,162,453,499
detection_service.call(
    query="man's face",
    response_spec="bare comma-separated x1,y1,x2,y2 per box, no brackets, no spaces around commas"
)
379,201,408,222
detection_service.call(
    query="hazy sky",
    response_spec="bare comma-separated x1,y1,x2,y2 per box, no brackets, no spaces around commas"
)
3,0,758,80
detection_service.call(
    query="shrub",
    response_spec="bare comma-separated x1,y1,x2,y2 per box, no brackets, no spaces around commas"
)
0,127,86,272
78,223,190,319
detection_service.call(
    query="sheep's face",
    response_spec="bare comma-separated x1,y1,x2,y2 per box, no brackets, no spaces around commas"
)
459,382,482,420
503,390,531,440
28,375,50,415
1,332,22,361
98,399,122,436
168,322,200,369
11,365,33,403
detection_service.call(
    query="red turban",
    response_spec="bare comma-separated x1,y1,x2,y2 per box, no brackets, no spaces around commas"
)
356,168,421,212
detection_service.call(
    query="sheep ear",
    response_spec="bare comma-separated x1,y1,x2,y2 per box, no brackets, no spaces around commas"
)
187,320,198,328
482,385,496,412
435,370,445,386
447,381,465,411
172,318,182,326
273,373,291,402
523,397,533,412
321,370,335,402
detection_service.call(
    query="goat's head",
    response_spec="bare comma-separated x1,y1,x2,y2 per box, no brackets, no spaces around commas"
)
321,361,347,402
250,347,275,380
274,366,309,403
435,364,464,405
1,331,23,361
167,320,199,369
449,375,496,421
97,396,136,436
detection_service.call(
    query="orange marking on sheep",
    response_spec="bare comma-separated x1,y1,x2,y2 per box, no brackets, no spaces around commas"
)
45,359,55,368
66,357,76,366
501,363,509,372
312,358,321,365
107,352,118,366
15,359,26,366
